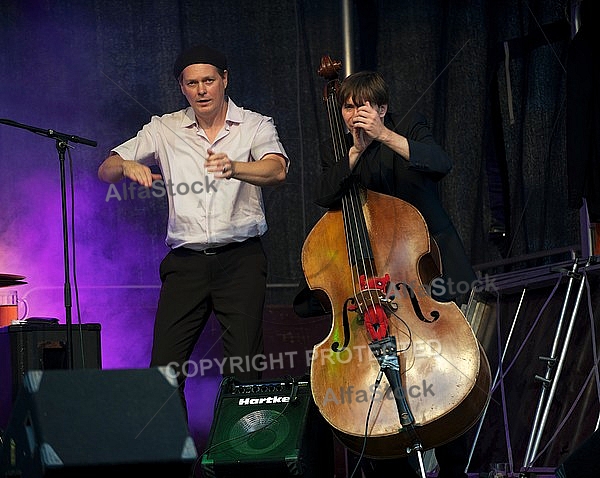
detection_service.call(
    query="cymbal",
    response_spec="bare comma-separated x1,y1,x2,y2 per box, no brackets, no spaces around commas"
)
0,280,27,288
0,273,26,281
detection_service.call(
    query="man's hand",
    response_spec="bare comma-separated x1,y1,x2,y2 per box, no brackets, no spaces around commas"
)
205,149,235,179
122,161,161,188
351,101,387,142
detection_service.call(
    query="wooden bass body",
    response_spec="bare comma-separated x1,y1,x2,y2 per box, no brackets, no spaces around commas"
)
302,189,491,458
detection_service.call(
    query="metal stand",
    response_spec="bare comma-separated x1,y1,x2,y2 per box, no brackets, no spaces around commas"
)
522,256,593,470
370,336,427,478
465,199,600,475
0,118,96,369
465,287,527,474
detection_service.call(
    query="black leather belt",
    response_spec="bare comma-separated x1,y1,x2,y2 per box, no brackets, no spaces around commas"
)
200,236,259,255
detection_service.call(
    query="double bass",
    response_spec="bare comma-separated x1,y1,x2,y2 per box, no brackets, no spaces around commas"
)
302,56,491,460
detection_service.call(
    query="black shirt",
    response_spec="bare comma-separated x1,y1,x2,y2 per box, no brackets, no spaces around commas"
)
314,110,476,302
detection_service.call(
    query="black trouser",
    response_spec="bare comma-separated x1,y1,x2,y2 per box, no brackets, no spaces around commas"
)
149,238,267,418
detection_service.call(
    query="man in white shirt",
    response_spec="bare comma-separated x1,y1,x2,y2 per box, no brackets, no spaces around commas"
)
98,44,289,418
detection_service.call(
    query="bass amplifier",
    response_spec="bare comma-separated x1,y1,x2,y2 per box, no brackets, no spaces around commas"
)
200,376,333,477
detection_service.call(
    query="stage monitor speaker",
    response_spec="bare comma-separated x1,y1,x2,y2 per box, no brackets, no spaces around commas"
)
556,429,600,478
200,376,333,477
0,367,198,478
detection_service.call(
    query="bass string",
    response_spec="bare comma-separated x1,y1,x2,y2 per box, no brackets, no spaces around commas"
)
325,84,382,324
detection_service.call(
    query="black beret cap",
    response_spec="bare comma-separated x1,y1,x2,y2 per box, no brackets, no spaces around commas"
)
173,44,228,79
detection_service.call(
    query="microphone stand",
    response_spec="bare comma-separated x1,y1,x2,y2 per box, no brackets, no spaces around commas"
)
369,336,427,478
0,118,97,369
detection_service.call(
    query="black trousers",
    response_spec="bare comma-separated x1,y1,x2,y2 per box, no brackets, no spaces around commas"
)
149,238,267,416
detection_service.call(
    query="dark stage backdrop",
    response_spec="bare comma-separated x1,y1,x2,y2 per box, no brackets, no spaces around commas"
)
0,0,592,475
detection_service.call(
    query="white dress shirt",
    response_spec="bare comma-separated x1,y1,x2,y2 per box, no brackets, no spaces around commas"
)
113,99,289,250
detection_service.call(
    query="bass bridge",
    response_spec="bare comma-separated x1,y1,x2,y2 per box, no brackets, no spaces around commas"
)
347,273,397,341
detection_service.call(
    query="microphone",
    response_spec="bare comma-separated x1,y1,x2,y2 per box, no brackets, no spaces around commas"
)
0,118,97,148
47,128,97,147
369,335,415,427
